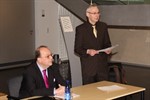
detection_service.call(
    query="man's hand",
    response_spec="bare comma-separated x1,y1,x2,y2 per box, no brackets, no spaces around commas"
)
55,84,65,96
87,49,99,56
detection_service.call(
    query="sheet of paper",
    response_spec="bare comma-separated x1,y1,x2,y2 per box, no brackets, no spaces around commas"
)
54,93,80,99
97,85,125,92
60,16,73,32
98,44,119,53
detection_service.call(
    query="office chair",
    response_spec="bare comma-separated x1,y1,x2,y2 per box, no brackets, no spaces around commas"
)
7,75,23,100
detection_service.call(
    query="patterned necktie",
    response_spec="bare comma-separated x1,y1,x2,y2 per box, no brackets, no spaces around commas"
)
92,25,97,38
43,69,49,88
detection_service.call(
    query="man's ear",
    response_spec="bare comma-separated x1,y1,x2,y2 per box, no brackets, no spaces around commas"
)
86,12,89,17
37,57,41,62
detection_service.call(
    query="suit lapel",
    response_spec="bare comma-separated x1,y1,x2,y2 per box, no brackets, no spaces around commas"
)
47,67,55,87
34,64,46,87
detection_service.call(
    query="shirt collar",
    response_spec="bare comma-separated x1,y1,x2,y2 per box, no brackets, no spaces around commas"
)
37,62,48,76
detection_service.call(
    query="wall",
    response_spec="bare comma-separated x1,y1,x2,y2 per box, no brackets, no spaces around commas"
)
34,0,60,54
0,0,35,69
100,5,150,26
108,28,150,67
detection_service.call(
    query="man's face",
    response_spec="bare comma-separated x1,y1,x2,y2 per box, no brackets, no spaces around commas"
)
37,47,53,69
86,6,100,25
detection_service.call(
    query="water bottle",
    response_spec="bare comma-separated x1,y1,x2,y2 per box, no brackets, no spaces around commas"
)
65,80,71,100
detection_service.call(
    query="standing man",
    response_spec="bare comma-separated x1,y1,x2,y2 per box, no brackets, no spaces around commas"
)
74,4,112,85
19,45,65,98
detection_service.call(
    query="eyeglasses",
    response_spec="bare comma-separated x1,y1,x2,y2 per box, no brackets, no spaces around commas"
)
88,12,100,15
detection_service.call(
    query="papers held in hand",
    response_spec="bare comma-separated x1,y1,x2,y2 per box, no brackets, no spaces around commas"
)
98,44,119,53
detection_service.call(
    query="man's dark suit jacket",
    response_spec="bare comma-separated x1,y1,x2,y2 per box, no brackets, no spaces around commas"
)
19,63,65,99
74,21,111,79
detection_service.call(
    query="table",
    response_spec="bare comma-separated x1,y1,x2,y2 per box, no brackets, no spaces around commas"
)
0,93,7,100
20,81,146,100
71,81,145,100
0,95,7,100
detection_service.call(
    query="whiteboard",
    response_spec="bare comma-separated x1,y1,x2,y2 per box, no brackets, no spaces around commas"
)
109,28,150,67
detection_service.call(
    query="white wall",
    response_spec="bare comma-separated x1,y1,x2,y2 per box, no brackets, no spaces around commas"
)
35,0,60,54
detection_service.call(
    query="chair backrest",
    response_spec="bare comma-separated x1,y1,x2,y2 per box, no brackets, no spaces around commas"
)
8,75,23,100
108,62,127,84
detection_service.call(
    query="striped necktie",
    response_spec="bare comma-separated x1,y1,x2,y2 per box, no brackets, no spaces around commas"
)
43,69,49,88
92,25,97,38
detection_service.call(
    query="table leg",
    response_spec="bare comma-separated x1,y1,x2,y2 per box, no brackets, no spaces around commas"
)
141,91,145,100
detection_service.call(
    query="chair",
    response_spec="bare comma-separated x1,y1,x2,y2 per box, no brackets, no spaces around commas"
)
108,62,127,84
7,75,23,100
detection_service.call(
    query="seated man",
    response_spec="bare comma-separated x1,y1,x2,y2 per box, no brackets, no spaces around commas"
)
19,45,65,99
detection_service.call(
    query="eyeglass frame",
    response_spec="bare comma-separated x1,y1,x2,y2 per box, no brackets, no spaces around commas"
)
87,12,100,15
